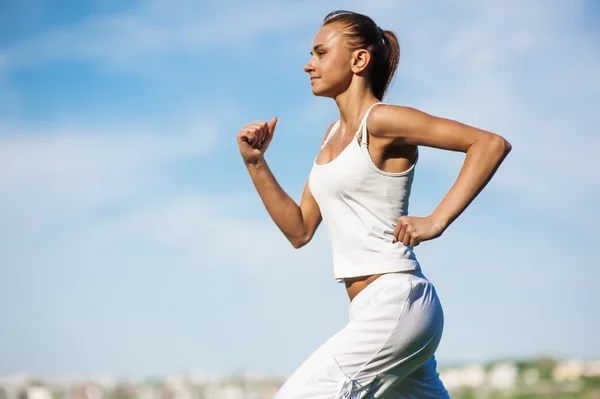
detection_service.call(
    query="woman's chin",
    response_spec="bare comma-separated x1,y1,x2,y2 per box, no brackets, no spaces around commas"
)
311,87,334,98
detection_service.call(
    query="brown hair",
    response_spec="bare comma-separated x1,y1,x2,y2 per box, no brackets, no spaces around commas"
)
322,10,400,100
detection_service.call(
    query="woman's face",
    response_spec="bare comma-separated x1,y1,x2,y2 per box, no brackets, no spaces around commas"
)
304,23,354,98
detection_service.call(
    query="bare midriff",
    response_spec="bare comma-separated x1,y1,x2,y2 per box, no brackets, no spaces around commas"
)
345,273,385,302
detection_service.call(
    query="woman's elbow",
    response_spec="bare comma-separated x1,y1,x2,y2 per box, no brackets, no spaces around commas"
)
290,240,306,249
489,133,512,157
289,233,312,249
501,136,512,155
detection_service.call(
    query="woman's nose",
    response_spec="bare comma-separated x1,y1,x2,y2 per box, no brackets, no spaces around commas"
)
304,60,314,73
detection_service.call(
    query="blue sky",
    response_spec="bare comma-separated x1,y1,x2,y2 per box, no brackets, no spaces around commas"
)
0,0,599,379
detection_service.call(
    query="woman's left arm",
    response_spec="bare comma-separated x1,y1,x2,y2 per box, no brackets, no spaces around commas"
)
368,105,512,246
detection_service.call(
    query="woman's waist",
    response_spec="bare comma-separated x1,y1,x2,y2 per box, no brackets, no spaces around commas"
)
333,257,421,283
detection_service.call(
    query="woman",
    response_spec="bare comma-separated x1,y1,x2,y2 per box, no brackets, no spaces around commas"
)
236,10,511,399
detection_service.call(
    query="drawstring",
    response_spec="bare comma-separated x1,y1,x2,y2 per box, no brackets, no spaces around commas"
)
332,356,368,398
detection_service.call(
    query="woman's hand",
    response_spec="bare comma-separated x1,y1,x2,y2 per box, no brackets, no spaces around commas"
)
237,117,278,165
392,215,447,247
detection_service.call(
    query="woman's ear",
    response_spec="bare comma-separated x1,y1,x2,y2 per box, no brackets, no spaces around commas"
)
351,49,371,74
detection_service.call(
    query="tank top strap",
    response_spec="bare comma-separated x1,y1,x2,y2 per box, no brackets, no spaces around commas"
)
359,102,385,145
321,120,340,150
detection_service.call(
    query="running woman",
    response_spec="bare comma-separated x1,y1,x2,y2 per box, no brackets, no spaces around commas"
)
236,10,511,399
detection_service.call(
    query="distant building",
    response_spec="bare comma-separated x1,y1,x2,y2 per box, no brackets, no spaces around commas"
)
553,361,585,382
1,357,599,399
135,385,159,399
439,365,486,391
584,360,600,377
162,375,195,399
203,384,243,399
25,387,52,399
488,363,518,391
83,383,104,399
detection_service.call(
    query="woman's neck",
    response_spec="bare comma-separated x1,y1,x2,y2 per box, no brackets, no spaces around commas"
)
334,81,380,135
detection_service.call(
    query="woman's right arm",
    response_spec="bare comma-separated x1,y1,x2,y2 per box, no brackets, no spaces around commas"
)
237,118,330,248
245,163,321,248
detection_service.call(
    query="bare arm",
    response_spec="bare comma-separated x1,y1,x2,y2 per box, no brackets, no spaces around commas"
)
368,105,512,244
237,118,331,248
245,163,321,248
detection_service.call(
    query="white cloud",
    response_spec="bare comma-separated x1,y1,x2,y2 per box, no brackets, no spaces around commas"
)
0,112,342,376
375,0,600,233
0,115,219,245
413,221,600,365
4,191,324,272
0,1,322,75
0,113,330,274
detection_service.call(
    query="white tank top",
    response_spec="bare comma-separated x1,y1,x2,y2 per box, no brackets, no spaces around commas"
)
308,102,421,282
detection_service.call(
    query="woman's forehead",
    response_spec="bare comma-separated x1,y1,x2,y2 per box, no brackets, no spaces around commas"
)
313,24,343,47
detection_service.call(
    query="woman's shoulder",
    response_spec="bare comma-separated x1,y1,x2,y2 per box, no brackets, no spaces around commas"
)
368,103,427,137
325,119,339,133
370,103,417,119
318,120,340,147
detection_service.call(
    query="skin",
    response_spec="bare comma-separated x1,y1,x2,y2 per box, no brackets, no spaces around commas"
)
236,22,511,301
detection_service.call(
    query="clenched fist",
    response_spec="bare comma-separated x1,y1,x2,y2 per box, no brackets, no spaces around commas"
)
392,215,446,247
237,117,278,165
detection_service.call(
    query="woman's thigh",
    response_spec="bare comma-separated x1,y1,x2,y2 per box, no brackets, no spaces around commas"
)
370,356,450,399
273,272,447,399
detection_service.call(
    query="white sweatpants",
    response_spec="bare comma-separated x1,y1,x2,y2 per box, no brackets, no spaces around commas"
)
273,271,450,399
